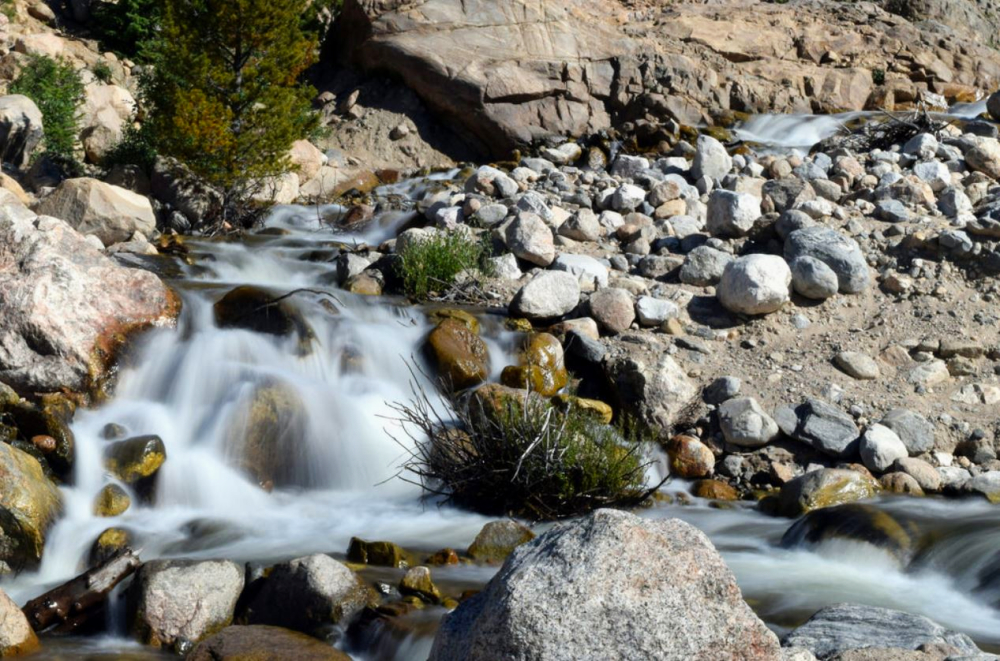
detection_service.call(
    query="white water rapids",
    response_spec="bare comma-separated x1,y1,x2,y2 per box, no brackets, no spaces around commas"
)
4,169,1000,658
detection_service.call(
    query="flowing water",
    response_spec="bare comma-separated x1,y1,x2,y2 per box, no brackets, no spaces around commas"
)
5,164,1000,658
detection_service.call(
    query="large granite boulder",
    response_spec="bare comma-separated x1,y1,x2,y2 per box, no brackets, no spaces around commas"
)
0,201,178,394
35,178,156,245
430,509,781,660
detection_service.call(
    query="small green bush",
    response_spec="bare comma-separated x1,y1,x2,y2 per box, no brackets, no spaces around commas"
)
102,125,158,174
872,68,886,85
92,0,160,61
92,61,114,84
391,382,660,520
397,231,493,300
10,55,85,164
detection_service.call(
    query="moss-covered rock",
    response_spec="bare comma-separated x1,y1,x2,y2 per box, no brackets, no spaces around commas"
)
780,503,913,565
424,319,490,391
551,394,613,424
104,435,166,485
466,384,547,428
189,625,350,661
692,479,738,501
1,394,76,479
224,382,307,490
500,333,568,396
89,527,132,566
347,537,409,568
467,520,535,563
0,443,63,570
94,484,131,517
427,308,480,334
399,566,442,604
213,285,313,341
425,548,459,566
345,271,383,296
776,468,880,518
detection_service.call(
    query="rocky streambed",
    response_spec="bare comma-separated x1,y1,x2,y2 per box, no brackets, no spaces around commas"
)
2,103,1000,659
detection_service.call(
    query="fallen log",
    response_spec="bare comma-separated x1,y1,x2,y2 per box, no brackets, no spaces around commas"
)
22,547,141,635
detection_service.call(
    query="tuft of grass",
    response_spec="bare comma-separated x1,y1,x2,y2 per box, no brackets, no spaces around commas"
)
389,378,661,520
92,61,114,84
10,54,85,165
396,231,493,300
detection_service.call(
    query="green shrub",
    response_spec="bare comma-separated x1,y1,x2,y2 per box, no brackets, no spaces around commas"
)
10,55,85,164
92,0,161,61
391,381,660,520
872,67,886,85
397,231,493,300
92,61,114,84
102,125,157,173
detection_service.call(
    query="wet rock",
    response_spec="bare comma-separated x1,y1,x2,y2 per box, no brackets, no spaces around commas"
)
791,256,839,300
3,394,76,479
213,285,312,340
36,178,155,245
679,246,733,286
345,271,383,296
551,394,613,424
707,189,761,237
224,381,308,489
244,554,370,634
189,625,350,661
347,537,407,567
0,443,62,570
775,399,860,458
880,409,934,456
717,254,791,316
718,397,779,448
0,211,178,394
89,527,132,566
693,478,739,500
859,425,907,474
467,520,535,563
93,484,131,517
588,287,635,334
104,435,166,487
129,559,245,650
0,95,43,169
691,135,733,182
777,469,880,517
505,213,555,266
834,352,880,380
879,472,924,496
500,333,567,396
425,319,490,391
0,588,38,656
780,504,912,564
665,435,715,478
399,566,442,603
510,271,580,319
783,604,983,659
784,227,870,294
430,509,781,660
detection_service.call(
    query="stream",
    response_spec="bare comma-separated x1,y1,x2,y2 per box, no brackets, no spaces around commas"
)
6,114,1000,659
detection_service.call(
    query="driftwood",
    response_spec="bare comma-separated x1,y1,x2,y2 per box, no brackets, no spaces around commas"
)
814,104,953,154
22,547,141,635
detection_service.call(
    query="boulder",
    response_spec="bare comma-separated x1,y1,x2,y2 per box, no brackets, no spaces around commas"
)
791,256,839,300
104,435,166,486
467,520,536,563
151,157,224,227
0,210,178,394
777,468,880,517
859,424,907,474
665,435,715,478
718,397,779,448
223,381,308,489
780,504,913,565
0,588,38,656
717,254,791,316
783,604,983,659
500,333,567,397
966,138,1000,180
35,178,155,245
707,189,761,237
588,287,635,334
775,399,860,458
0,443,62,571
425,319,490,390
430,509,780,660
505,213,555,266
510,271,580,319
784,227,870,294
129,559,245,650
691,135,733,181
189,625,350,661
0,95,43,169
679,246,733,286
244,554,370,634
879,409,934,455
604,345,697,431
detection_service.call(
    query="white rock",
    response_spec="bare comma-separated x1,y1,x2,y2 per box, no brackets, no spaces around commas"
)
634,296,679,326
504,212,555,266
550,254,608,292
510,271,580,319
35,178,156,245
691,135,732,181
610,184,646,212
706,189,761,237
860,424,908,473
717,254,791,315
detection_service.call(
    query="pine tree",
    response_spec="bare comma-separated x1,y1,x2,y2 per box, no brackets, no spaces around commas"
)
145,0,319,225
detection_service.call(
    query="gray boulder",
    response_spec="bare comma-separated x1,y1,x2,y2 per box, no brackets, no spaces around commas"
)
129,560,245,650
784,227,870,294
859,424,907,473
775,399,860,458
430,509,781,661
505,212,555,266
0,95,43,169
783,603,983,660
36,178,156,245
706,189,761,237
791,256,839,300
879,409,934,455
718,397,779,448
244,554,370,634
691,135,733,181
510,271,580,319
679,246,733,286
717,254,791,316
